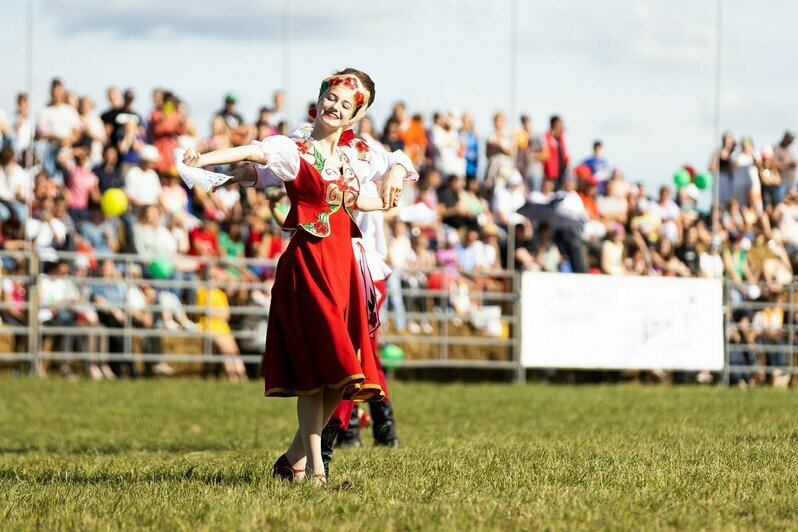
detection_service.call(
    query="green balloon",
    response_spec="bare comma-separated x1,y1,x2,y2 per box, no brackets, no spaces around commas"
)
694,171,714,190
673,169,690,188
149,255,174,279
380,344,405,369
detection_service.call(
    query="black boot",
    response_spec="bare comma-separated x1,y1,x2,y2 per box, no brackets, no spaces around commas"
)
336,405,363,447
370,399,399,447
320,424,338,477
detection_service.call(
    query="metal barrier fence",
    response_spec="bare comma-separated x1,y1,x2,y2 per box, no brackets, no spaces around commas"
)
2,248,797,386
0,250,522,379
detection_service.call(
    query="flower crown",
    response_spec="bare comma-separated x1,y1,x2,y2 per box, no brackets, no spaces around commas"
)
317,74,368,122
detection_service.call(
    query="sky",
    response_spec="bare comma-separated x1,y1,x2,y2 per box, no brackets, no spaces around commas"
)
1,0,796,189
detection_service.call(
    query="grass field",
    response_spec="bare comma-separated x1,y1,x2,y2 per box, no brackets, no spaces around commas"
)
2,379,798,530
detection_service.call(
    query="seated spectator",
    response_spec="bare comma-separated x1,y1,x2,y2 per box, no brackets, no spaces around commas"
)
93,144,124,192
58,138,100,223
79,205,120,254
132,204,176,258
601,225,628,276
26,197,67,261
125,145,162,210
0,146,30,222
196,265,247,382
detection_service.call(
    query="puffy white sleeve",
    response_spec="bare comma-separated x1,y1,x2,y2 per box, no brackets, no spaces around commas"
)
359,143,419,184
251,135,300,187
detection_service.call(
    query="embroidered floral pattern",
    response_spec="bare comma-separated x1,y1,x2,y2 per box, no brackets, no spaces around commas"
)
299,210,334,238
295,139,310,155
354,91,365,107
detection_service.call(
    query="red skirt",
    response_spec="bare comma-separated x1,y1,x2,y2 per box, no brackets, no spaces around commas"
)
261,209,385,402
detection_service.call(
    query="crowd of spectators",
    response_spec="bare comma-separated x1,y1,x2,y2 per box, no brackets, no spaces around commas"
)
0,76,796,385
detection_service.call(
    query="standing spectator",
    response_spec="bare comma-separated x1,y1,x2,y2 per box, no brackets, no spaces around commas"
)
35,78,81,182
93,144,124,192
100,87,124,145
215,93,248,146
759,145,782,211
149,91,184,174
125,145,162,210
515,115,548,192
438,175,469,230
543,115,569,189
431,113,464,178
708,131,737,206
381,117,405,153
583,140,610,181
484,112,512,190
460,113,479,181
734,137,761,210
77,96,107,166
12,93,32,161
270,90,287,126
774,131,796,197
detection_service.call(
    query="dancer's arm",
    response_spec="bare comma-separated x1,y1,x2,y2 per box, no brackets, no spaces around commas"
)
356,195,387,212
183,144,267,168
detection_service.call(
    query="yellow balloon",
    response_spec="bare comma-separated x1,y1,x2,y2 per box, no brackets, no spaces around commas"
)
100,188,129,217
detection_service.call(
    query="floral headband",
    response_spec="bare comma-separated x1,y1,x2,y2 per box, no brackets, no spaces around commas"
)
317,74,368,124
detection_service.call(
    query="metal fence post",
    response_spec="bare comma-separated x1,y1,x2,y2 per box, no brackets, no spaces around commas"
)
514,271,526,384
29,252,40,377
721,279,730,386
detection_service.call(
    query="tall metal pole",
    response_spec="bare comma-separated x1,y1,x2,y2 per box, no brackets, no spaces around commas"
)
507,0,519,272
282,0,291,127
710,0,723,264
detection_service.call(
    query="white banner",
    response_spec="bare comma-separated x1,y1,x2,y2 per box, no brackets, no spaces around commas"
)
521,273,724,370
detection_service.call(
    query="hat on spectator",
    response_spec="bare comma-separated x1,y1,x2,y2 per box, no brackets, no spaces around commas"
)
140,145,161,162
225,92,237,104
575,163,598,185
784,130,796,142
761,145,775,160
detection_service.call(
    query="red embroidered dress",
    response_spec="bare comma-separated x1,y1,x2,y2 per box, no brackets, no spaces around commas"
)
251,135,385,401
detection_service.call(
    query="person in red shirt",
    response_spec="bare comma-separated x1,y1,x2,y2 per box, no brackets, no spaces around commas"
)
543,115,570,189
189,219,220,257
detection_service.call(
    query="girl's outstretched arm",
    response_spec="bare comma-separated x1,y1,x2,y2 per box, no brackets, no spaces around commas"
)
183,144,266,167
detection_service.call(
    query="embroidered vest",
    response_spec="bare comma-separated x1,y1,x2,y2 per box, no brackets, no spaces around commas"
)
282,139,362,238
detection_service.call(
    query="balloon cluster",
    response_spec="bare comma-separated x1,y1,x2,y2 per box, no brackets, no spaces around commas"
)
673,167,713,191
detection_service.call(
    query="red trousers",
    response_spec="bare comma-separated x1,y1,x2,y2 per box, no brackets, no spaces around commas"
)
328,279,388,430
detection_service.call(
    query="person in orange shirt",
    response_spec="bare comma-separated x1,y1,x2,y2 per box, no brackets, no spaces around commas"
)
391,102,427,167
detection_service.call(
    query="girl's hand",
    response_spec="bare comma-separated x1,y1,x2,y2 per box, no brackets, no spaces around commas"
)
183,148,202,167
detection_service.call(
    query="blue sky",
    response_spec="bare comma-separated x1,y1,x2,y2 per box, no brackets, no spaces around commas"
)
1,0,795,188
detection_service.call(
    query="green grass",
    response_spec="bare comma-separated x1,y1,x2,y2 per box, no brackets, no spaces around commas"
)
2,379,798,530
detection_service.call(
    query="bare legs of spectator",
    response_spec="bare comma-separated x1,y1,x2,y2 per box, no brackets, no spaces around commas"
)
213,333,246,382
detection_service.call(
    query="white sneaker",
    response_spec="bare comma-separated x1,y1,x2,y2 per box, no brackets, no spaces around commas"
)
164,320,180,331
182,320,200,331
408,322,421,334
421,322,434,334
100,364,117,380
153,362,175,376
174,148,234,192
88,364,103,380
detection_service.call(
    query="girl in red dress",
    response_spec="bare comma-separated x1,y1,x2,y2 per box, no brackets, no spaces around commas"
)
178,69,409,485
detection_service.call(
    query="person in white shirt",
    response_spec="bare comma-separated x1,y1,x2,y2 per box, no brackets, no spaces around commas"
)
125,145,163,209
25,197,67,261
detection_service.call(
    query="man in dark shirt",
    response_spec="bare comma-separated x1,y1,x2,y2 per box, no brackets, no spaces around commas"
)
92,144,123,192
100,87,124,143
675,225,701,276
438,175,468,229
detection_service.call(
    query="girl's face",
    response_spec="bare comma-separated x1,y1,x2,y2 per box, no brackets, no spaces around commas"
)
317,87,356,130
